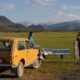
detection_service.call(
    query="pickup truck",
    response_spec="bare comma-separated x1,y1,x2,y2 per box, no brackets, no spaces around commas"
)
0,37,41,78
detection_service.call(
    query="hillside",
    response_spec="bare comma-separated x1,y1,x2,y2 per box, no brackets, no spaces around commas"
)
1,16,80,32
42,21,80,31
22,20,80,31
0,16,45,32
27,24,44,31
0,16,28,32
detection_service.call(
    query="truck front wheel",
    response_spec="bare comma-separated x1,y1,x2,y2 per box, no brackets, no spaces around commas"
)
12,62,24,78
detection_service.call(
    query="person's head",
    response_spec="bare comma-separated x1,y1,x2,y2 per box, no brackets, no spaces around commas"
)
28,32,33,39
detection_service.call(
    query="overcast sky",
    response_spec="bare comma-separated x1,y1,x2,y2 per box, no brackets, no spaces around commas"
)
0,0,80,24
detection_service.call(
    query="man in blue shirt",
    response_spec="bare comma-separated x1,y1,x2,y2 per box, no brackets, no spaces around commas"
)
28,32,46,59
28,32,35,47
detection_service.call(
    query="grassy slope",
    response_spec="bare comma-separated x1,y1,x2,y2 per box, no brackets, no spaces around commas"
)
0,31,79,80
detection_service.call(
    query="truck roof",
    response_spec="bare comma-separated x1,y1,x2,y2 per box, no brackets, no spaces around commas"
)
0,37,29,41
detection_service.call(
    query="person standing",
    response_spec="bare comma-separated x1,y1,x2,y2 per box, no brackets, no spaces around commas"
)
74,40,79,61
74,32,80,61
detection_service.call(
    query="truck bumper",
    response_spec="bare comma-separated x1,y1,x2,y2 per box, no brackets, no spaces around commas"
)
0,63,11,66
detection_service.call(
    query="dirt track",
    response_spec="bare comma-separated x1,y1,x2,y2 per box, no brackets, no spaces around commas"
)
61,63,80,80
0,63,80,80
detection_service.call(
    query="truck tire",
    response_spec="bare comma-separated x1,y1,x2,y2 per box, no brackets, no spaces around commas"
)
33,58,41,68
13,62,24,78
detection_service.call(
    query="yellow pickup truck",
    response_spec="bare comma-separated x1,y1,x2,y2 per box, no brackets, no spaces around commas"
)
0,37,41,77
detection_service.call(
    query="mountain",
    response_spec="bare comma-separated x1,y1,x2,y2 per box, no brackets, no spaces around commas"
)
27,24,44,31
2,15,80,32
42,20,80,31
0,16,14,26
20,21,31,26
21,20,80,31
0,16,29,32
0,16,45,32
21,21,45,31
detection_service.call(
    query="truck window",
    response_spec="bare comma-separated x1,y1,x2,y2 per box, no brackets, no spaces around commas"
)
18,41,25,50
0,42,4,48
25,41,30,49
0,41,11,49
5,42,11,49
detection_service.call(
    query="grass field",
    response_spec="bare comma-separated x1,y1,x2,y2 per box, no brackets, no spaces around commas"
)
0,31,79,80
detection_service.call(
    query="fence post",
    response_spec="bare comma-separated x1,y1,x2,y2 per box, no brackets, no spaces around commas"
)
60,55,63,59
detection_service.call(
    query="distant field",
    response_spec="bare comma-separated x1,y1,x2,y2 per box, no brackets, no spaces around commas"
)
0,31,77,48
0,31,79,80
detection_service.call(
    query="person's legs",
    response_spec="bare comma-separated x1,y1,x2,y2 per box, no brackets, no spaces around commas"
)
60,55,63,59
33,45,46,59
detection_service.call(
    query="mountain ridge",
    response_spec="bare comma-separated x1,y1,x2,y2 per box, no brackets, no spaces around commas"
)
0,16,80,32
0,16,44,32
0,16,29,32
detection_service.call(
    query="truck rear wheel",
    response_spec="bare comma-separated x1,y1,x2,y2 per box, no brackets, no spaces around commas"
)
33,58,41,68
13,62,24,78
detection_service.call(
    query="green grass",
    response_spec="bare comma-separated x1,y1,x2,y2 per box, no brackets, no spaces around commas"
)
0,31,79,80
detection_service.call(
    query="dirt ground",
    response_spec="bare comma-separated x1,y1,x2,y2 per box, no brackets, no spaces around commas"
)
0,62,80,80
61,64,80,80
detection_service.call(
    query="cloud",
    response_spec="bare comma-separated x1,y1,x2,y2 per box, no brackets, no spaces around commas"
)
61,5,80,10
65,13,80,20
54,10,80,23
0,3,15,10
54,4,80,23
55,10,63,17
25,0,54,6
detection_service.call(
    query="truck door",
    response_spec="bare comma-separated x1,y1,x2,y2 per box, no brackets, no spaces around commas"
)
25,41,38,64
13,41,26,65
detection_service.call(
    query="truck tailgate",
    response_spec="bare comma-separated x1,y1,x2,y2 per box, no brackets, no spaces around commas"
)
0,48,11,63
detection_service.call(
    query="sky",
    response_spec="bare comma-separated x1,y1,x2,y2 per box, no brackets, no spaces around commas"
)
0,0,80,24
